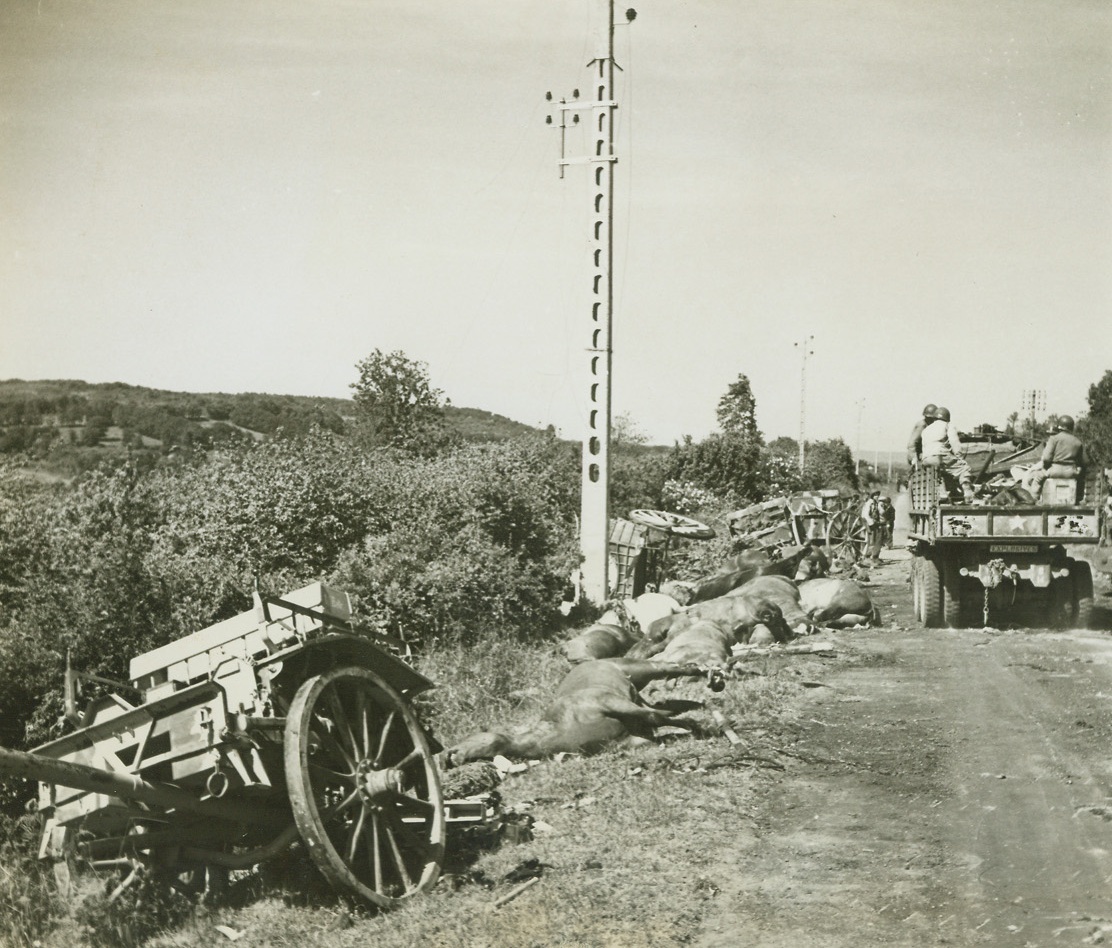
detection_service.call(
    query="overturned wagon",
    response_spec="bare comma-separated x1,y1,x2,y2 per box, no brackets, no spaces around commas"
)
726,490,866,560
0,583,484,908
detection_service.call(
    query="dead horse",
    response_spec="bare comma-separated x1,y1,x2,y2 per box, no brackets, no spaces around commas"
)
444,658,706,765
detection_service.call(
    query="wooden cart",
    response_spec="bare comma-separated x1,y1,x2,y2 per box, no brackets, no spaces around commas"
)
0,583,491,908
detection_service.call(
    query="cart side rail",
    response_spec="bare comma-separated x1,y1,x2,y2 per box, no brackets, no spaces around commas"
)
130,582,428,702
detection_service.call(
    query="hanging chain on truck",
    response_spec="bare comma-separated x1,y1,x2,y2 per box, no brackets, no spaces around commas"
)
978,558,1018,627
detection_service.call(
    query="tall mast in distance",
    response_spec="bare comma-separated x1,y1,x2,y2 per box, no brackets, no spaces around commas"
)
795,335,814,471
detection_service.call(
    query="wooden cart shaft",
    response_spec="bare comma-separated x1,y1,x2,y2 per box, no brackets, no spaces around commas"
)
0,744,282,826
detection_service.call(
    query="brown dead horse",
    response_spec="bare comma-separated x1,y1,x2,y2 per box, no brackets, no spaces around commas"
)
444,658,706,765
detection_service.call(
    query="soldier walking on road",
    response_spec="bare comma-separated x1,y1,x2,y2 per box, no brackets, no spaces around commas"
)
861,490,884,563
879,495,896,548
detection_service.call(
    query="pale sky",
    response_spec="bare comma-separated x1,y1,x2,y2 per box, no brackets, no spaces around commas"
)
2,0,1109,453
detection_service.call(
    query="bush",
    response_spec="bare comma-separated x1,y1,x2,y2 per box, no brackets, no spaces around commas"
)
332,436,580,644
664,433,762,506
0,431,581,756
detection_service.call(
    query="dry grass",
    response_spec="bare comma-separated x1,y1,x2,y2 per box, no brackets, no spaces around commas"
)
0,813,63,948
413,632,570,747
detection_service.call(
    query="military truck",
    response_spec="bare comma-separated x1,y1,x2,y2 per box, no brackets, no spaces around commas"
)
907,462,1104,629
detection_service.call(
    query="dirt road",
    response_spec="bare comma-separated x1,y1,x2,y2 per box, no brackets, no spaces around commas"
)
698,551,1112,948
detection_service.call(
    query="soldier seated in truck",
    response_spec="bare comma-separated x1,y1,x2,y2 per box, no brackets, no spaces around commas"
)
1022,415,1086,503
920,406,976,504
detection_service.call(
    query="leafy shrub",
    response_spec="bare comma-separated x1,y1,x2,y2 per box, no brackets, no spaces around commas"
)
661,479,719,516
0,430,580,757
332,436,580,644
610,450,669,516
800,437,858,493
664,433,762,506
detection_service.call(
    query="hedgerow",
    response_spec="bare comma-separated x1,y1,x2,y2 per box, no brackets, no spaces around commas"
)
0,430,579,759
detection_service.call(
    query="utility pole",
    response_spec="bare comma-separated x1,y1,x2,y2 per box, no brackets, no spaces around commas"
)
794,336,814,471
547,1,630,606
855,398,865,476
1020,388,1046,438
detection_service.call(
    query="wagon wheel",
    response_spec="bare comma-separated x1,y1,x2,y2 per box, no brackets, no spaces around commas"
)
284,666,445,909
826,509,868,563
628,509,716,539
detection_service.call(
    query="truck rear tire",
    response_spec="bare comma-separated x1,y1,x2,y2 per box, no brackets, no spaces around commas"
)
942,561,964,629
1048,569,1077,629
1073,560,1095,630
920,557,943,628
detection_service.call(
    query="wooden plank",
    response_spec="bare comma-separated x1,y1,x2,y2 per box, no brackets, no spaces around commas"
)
129,582,348,682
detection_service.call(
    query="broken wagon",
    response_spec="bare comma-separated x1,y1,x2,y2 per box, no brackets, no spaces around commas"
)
0,583,492,908
725,489,868,561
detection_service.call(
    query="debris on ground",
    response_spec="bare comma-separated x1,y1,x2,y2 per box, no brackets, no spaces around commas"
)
492,876,540,910
501,858,553,884
441,761,504,797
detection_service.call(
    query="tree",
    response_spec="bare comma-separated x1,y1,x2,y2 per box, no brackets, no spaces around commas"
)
715,374,762,447
801,438,858,493
612,411,649,451
1079,370,1112,464
350,350,451,453
611,451,668,516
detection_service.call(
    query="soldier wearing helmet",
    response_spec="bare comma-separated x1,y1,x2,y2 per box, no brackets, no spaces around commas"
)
906,403,940,468
1023,414,1086,501
920,406,976,503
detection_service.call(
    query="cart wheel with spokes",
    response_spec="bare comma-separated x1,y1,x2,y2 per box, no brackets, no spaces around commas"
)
284,666,445,909
628,509,716,539
827,509,868,563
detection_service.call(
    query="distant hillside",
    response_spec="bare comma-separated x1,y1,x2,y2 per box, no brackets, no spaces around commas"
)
0,378,545,475
445,406,544,442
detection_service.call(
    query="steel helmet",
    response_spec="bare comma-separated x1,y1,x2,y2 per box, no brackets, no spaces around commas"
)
1057,415,1075,432
922,403,939,420
936,406,951,422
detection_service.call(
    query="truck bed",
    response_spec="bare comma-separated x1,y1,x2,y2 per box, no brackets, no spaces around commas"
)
914,503,1100,544
908,467,1101,546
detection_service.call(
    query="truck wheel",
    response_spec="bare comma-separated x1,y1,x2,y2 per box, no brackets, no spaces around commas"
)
942,561,963,629
1047,573,1074,630
920,557,943,628
1073,560,1095,630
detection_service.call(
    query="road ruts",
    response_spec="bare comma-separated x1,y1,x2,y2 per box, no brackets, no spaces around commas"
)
695,561,1112,948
